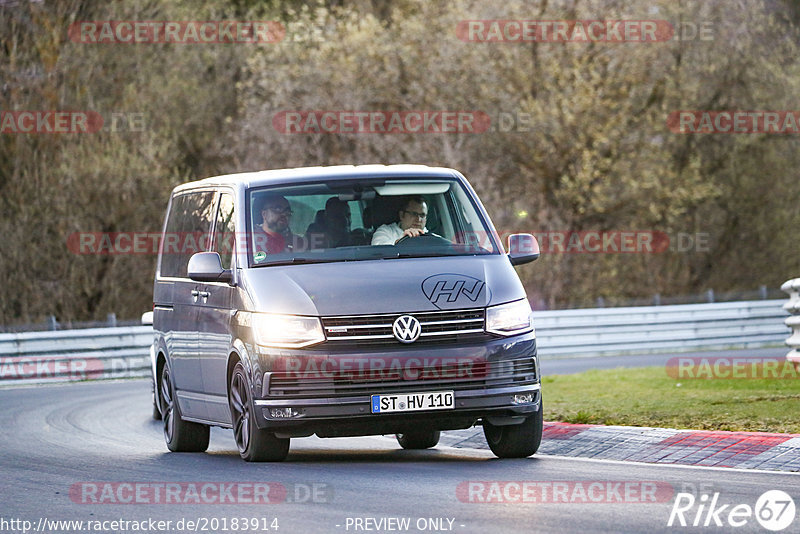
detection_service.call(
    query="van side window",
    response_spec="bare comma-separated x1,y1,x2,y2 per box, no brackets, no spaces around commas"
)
214,193,235,269
159,191,215,278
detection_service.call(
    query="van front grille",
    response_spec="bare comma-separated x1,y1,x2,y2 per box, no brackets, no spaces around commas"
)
320,308,488,346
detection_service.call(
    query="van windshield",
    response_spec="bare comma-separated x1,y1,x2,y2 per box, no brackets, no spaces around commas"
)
246,178,500,266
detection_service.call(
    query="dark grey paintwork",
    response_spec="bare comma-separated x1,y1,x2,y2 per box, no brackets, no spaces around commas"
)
239,255,523,316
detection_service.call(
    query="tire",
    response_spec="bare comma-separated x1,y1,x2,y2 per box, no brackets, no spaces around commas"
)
229,362,290,462
483,404,543,459
151,376,162,420
159,363,210,452
396,430,441,450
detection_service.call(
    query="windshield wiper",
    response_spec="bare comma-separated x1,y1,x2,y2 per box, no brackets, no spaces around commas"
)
390,251,455,259
258,257,342,266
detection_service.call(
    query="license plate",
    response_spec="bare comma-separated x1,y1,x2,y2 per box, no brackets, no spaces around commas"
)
371,391,454,414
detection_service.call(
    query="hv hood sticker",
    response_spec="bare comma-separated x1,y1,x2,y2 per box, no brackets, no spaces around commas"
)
422,273,489,309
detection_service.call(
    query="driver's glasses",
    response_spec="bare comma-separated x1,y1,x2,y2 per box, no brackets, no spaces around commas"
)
404,209,427,219
266,206,292,216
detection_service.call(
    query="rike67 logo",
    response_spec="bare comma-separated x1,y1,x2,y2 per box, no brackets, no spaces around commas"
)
668,490,795,531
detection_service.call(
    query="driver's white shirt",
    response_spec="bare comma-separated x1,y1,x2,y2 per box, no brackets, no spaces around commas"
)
371,222,427,245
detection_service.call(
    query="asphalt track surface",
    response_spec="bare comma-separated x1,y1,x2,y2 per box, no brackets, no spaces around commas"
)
2,374,799,534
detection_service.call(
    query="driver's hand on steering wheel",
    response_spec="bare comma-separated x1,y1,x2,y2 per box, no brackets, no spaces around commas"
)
395,227,425,243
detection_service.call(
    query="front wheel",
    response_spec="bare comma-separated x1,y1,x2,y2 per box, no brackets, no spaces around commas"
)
229,362,290,462
483,403,543,459
396,430,440,449
160,363,209,452
151,377,162,420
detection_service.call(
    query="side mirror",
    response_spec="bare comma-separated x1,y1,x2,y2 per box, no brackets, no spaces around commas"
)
141,311,153,326
508,233,540,265
188,252,233,283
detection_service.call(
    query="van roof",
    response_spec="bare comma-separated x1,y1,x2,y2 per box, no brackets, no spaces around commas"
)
172,164,463,193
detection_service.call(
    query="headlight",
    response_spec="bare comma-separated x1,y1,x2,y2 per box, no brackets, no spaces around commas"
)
486,299,534,336
252,313,325,348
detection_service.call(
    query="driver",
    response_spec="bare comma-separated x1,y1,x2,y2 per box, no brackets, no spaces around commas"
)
253,194,302,255
371,195,428,245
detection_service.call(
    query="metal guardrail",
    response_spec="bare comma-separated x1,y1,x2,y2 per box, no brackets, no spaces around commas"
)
0,326,153,385
534,299,788,357
782,278,800,368
2,288,786,334
0,300,789,384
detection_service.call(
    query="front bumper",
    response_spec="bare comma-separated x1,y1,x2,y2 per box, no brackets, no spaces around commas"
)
250,332,540,437
254,384,541,437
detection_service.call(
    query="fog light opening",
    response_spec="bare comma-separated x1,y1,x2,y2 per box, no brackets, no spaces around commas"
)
268,407,301,418
512,393,535,405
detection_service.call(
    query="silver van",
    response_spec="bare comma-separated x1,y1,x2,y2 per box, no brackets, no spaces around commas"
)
151,165,541,461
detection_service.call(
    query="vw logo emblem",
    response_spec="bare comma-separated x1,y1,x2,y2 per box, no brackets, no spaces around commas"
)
393,315,421,343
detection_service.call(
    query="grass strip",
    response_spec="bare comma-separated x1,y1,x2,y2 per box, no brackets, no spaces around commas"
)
543,364,800,434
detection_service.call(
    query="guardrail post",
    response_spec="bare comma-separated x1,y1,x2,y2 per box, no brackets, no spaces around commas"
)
107,313,117,327
781,278,800,370
47,315,58,331
706,289,715,303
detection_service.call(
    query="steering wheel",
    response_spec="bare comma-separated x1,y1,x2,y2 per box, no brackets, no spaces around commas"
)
395,232,452,247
